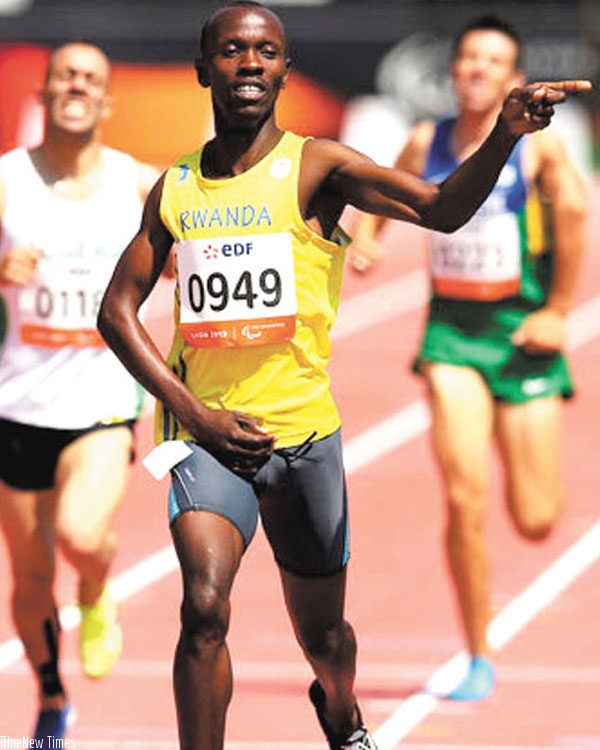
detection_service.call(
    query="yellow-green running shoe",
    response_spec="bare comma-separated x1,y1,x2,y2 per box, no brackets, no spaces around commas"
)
79,586,122,679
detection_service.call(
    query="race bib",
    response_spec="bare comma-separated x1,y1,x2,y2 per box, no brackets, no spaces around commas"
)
431,213,521,301
19,256,113,348
177,233,297,348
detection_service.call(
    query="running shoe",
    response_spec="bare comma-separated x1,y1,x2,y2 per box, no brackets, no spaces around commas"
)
309,680,379,750
79,585,122,679
33,702,74,747
445,655,496,701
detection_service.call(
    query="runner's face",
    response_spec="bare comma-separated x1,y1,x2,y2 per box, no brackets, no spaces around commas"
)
451,29,524,114
198,6,289,125
41,44,111,136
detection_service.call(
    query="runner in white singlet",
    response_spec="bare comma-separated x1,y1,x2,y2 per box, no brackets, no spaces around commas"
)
0,41,160,744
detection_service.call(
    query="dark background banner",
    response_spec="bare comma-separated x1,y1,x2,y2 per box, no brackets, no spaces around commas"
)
0,1,597,100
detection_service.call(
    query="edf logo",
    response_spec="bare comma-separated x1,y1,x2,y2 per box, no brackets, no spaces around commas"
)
221,241,253,257
199,241,254,259
202,244,219,260
205,241,254,258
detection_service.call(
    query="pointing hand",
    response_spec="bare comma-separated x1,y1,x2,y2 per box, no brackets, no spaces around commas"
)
501,80,593,135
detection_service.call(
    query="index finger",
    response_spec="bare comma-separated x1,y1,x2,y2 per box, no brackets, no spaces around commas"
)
535,80,593,94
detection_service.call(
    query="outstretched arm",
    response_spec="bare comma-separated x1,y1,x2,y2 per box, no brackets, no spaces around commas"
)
429,81,592,231
315,80,592,235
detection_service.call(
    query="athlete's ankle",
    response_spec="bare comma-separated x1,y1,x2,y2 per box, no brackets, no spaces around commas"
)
39,692,68,711
78,578,109,607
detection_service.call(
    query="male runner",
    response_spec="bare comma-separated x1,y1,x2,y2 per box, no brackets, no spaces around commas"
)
98,2,589,746
0,41,158,744
349,15,589,700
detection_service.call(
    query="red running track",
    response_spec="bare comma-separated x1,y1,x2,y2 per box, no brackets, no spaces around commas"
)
1,188,600,749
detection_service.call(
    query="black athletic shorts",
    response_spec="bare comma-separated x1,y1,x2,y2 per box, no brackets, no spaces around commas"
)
169,429,349,577
0,418,136,491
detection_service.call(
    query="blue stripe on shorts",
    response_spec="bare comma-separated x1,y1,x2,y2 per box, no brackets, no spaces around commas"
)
168,429,349,576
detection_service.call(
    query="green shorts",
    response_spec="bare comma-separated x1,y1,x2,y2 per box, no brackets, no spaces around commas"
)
414,298,574,404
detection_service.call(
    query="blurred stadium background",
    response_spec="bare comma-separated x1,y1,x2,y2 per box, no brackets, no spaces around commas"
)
0,0,597,178
0,3,599,745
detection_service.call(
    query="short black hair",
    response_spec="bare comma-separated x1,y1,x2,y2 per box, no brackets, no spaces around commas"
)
452,15,523,69
199,1,285,58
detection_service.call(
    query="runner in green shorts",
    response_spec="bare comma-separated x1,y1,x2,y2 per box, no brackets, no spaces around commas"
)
349,14,588,702
416,296,574,403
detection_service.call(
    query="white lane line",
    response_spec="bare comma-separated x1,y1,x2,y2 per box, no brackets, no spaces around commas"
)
0,548,179,670
370,294,600,749
343,399,430,474
0,269,429,674
7,657,600,686
145,268,429,344
374,519,600,748
1,281,600,742
487,519,600,650
333,265,600,351
0,399,428,672
332,269,427,340
0,635,22,670
566,292,600,350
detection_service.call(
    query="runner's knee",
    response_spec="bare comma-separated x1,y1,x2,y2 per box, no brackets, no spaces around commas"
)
516,517,554,541
509,493,560,541
446,479,487,534
180,579,231,650
56,521,113,563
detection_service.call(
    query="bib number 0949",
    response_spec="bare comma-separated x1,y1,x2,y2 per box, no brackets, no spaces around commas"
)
187,268,282,313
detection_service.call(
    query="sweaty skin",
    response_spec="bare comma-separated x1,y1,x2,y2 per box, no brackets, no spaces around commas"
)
98,4,591,746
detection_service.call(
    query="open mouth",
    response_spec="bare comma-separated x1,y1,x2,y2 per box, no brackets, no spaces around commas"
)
463,77,489,95
232,82,267,102
61,98,89,118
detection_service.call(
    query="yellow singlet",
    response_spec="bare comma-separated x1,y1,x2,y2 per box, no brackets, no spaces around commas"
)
157,132,347,448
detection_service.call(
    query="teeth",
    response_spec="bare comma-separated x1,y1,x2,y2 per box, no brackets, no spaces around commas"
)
63,100,87,116
237,85,262,93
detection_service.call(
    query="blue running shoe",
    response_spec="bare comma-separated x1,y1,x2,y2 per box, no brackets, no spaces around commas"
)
445,656,496,701
33,703,74,747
